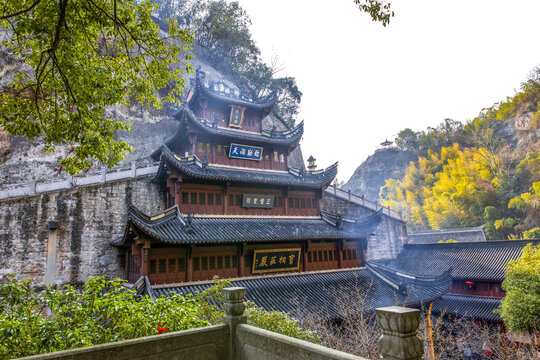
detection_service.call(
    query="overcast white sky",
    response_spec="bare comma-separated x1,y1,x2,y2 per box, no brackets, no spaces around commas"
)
234,0,540,181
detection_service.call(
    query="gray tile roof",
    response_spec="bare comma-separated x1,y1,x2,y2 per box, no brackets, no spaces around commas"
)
374,240,540,281
112,205,383,246
408,226,486,244
182,106,304,146
193,75,278,111
432,294,502,321
147,266,451,320
152,147,338,189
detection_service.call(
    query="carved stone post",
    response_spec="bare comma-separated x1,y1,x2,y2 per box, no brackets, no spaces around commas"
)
223,287,247,360
376,306,423,360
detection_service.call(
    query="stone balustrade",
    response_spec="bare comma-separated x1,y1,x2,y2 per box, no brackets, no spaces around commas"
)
17,287,424,360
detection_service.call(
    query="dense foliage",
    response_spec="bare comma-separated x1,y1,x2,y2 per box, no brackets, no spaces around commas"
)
382,68,540,239
497,243,540,334
0,276,207,359
0,276,317,359
0,0,193,174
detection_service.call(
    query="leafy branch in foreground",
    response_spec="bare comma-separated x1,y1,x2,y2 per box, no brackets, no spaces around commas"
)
0,0,193,174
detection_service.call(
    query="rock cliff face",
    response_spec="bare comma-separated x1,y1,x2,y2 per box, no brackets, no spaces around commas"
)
0,54,304,185
341,148,416,202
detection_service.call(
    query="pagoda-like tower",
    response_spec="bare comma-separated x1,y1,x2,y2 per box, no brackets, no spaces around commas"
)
112,73,382,285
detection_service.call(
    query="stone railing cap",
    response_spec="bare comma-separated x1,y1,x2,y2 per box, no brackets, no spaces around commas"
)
376,306,420,314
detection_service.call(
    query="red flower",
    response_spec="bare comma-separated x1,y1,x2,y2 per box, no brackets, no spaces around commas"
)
157,321,167,334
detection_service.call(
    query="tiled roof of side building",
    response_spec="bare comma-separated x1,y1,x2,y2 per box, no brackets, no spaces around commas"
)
431,294,502,322
408,226,486,244
112,205,384,247
152,147,338,188
373,240,540,281
181,107,304,146
145,266,451,320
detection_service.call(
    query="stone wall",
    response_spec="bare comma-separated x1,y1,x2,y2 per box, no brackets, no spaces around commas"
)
0,176,163,285
322,193,408,261
19,325,230,360
1,176,405,286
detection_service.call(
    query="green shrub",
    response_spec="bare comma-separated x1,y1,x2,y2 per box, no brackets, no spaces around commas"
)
0,276,208,359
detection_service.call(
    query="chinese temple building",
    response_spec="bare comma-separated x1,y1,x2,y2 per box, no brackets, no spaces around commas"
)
370,239,540,322
112,73,383,285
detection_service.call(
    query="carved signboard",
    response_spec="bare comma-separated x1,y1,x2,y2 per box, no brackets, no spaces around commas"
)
228,143,263,161
229,105,245,128
252,248,301,274
242,194,274,208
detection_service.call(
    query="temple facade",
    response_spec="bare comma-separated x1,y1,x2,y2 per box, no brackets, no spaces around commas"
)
112,74,382,285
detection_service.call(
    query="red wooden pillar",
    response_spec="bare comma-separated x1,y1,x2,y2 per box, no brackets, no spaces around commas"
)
338,240,343,269
284,188,289,216
239,243,245,277
269,146,274,170
186,245,193,282
303,241,310,272
223,184,229,215
140,240,151,277
211,141,216,163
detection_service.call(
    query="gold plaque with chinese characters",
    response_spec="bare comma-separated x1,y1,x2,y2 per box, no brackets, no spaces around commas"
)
229,105,245,128
252,248,301,274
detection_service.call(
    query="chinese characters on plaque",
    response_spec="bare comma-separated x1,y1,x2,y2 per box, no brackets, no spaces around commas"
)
228,143,263,161
242,194,274,209
229,105,245,128
252,249,301,274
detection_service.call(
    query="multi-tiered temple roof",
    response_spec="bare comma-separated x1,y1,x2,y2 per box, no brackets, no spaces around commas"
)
152,147,337,188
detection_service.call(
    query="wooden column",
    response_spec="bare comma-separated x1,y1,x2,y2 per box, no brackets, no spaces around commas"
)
223,184,229,215
338,240,343,269
239,243,245,277
211,141,216,163
269,146,274,170
303,241,310,272
140,240,151,277
283,188,289,216
186,245,193,282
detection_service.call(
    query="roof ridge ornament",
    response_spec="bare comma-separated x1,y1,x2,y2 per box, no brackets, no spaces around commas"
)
185,213,194,234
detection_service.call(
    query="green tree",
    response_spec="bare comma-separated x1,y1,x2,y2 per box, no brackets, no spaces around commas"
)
0,0,193,174
381,144,498,231
497,243,540,337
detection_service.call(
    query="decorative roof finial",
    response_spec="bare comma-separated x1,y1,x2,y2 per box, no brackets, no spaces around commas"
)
307,155,317,171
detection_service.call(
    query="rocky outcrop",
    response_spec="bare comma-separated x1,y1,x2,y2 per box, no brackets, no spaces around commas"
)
342,148,417,202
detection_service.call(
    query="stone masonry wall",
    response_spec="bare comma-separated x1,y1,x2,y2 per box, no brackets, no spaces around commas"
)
322,193,407,261
1,178,405,286
0,176,163,285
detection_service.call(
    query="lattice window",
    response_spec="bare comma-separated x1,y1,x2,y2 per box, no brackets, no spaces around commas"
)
149,259,157,274
158,259,166,274
168,258,176,273
202,257,208,271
